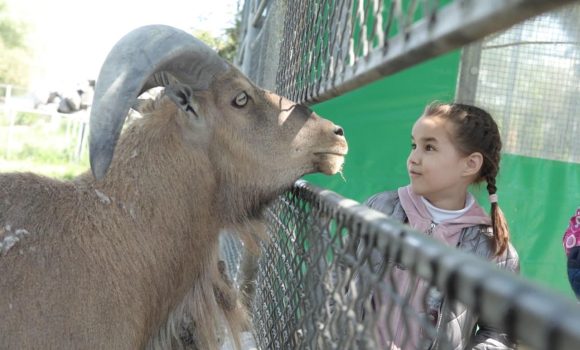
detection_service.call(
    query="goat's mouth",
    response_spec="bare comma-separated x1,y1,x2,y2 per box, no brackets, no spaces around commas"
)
313,151,347,157
313,151,347,175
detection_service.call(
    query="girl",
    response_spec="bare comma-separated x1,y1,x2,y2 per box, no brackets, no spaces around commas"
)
365,103,520,349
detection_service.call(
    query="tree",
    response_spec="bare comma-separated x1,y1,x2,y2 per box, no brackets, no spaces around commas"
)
218,13,241,63
0,0,35,86
193,5,241,63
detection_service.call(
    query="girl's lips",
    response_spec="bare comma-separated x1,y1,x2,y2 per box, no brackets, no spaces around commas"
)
409,171,420,177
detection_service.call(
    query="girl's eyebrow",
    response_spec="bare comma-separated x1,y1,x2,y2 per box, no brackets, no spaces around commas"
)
411,135,438,143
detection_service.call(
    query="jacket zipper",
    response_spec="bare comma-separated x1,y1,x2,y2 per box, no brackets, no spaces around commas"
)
427,222,436,236
426,221,439,350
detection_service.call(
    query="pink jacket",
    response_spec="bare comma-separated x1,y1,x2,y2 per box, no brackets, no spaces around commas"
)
398,186,492,247
375,186,498,350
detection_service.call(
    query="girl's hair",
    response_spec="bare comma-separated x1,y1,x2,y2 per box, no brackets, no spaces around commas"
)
423,102,509,256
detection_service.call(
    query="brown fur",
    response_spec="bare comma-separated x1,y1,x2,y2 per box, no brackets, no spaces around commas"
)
0,64,347,349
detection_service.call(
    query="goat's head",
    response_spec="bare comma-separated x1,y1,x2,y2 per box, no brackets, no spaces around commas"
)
89,25,347,191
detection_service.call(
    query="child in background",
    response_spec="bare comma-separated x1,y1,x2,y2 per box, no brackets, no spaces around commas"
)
563,205,580,301
365,103,520,349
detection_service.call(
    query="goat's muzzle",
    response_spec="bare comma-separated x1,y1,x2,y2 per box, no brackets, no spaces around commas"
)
313,124,348,175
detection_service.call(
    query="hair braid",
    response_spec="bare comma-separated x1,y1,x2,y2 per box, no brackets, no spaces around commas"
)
482,118,509,256
486,174,497,196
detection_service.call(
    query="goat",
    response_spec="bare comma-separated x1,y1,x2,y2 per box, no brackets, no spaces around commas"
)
0,25,348,350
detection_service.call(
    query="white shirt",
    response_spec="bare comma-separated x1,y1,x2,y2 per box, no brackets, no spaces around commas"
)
421,192,476,224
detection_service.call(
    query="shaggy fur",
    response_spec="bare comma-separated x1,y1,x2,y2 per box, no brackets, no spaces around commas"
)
0,64,346,350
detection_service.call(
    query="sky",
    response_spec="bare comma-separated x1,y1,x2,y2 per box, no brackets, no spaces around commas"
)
8,0,241,90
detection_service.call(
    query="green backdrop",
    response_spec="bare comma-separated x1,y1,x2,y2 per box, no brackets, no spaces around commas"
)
303,49,580,299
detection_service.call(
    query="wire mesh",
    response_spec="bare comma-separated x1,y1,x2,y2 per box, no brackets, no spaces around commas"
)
274,0,436,104
220,180,580,349
458,3,580,163
220,232,246,292
237,0,579,106
241,0,277,89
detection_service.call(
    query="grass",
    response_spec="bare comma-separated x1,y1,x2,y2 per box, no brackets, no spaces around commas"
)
0,110,90,180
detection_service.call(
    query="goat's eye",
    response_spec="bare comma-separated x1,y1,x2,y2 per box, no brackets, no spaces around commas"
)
233,92,248,107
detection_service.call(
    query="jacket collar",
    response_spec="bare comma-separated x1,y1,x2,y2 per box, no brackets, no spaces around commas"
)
397,185,492,245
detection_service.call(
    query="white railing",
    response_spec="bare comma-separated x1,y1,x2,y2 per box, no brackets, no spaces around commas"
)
0,84,89,162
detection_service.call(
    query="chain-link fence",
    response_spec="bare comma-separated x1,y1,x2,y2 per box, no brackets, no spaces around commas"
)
228,1,580,349
237,0,578,106
221,181,580,349
457,5,580,163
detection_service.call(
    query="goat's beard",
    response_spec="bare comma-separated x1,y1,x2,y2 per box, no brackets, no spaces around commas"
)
315,154,346,175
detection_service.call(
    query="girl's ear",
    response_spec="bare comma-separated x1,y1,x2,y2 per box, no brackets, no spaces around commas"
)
464,152,483,177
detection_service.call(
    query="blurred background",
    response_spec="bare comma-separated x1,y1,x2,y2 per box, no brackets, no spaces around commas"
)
0,0,241,178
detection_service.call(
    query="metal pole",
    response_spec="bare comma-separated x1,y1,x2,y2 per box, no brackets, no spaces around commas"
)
240,0,261,78
252,0,270,27
455,40,483,105
257,0,285,91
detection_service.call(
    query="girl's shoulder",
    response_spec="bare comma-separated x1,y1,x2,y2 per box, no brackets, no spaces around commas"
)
363,190,407,224
461,225,520,272
363,190,399,208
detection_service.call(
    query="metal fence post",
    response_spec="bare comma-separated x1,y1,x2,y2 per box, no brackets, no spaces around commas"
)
240,0,262,79
74,118,87,163
255,0,285,91
455,40,483,105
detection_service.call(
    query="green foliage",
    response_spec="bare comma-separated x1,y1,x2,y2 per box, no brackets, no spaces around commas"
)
193,7,241,63
0,111,90,180
0,0,34,86
14,111,39,126
0,1,28,49
218,14,241,62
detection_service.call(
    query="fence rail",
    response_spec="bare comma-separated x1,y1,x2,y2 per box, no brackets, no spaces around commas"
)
0,84,89,162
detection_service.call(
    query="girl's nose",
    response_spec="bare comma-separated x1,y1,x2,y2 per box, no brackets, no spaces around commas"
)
408,150,419,164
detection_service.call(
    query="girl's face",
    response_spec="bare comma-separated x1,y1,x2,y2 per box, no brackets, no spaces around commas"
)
407,115,475,209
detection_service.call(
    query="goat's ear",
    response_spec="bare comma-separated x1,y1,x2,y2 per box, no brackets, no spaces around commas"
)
165,83,200,120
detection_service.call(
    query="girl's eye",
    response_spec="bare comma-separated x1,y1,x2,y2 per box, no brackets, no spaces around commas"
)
233,92,248,107
411,143,416,150
426,145,435,151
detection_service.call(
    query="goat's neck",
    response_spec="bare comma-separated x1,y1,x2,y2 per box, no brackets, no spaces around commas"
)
96,118,215,221
82,120,220,299
208,145,290,229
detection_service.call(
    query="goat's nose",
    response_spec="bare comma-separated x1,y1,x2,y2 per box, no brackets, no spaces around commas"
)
334,125,344,137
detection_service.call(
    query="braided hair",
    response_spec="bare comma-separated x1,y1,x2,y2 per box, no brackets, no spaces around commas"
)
423,103,509,256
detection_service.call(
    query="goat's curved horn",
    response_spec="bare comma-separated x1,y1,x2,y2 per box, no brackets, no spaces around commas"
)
89,25,228,181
